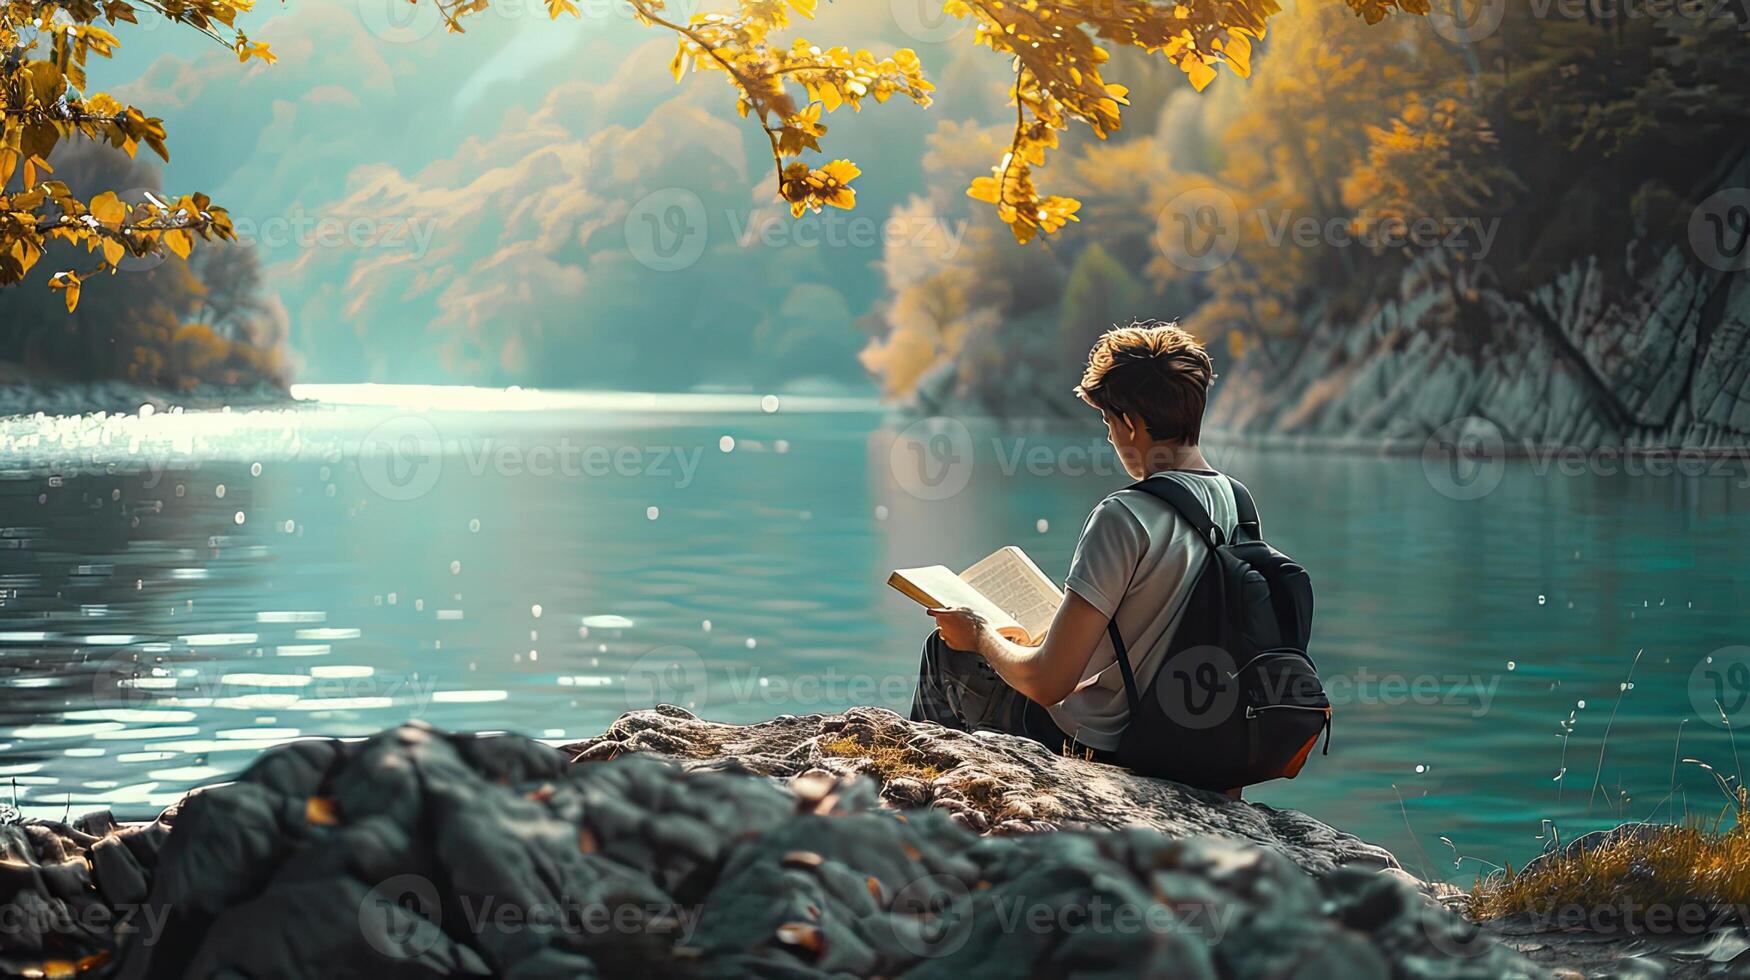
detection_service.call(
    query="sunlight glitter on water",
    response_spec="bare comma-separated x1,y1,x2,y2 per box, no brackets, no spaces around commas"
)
289,384,874,415
0,384,878,474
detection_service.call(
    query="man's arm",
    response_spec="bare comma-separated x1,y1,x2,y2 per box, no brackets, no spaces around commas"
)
927,589,1109,706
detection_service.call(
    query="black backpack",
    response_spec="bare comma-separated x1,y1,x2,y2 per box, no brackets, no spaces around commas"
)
1106,474,1331,792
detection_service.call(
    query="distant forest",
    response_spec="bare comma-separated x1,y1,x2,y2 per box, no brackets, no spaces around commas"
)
858,0,1750,417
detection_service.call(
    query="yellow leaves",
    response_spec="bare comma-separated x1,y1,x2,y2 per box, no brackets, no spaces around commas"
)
779,159,859,216
1036,196,1081,235
9,238,43,279
637,0,931,219
1217,33,1254,77
966,175,1002,207
24,60,65,104
88,191,126,226
1185,56,1218,92
20,153,53,190
0,3,265,306
546,0,582,18
89,190,130,264
968,141,1080,245
236,39,276,64
49,271,81,313
777,103,826,157
164,229,193,260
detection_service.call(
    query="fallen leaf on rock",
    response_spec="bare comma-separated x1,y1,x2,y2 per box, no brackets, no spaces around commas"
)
305,797,339,826
776,922,825,955
782,850,825,868
578,827,598,854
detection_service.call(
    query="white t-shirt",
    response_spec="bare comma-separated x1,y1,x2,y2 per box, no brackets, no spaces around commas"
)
1047,469,1239,750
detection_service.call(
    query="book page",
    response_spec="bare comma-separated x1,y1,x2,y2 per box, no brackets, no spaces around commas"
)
887,565,1023,637
959,546,1063,644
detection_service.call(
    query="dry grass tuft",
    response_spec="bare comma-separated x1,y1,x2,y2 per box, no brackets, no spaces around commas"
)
819,735,946,782
1472,821,1750,920
1472,779,1750,928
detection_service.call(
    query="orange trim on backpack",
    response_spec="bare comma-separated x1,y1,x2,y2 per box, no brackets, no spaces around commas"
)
1275,707,1331,779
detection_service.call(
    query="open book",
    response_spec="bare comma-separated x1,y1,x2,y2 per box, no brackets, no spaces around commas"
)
888,546,1063,645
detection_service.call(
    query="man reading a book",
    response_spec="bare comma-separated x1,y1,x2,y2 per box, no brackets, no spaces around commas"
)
908,320,1241,763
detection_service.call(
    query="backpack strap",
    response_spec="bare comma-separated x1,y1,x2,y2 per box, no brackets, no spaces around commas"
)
1228,477,1262,542
1107,620,1142,715
1125,474,1225,549
1104,473,1233,714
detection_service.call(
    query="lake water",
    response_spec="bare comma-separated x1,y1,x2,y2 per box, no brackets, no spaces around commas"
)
1,385,1746,884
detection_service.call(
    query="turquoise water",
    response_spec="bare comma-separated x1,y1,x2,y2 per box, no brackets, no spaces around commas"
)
0,387,1746,883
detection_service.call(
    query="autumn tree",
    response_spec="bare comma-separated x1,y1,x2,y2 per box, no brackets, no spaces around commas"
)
0,138,287,387
3,0,1438,313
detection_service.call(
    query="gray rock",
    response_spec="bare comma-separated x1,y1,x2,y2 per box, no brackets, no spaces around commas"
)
0,719,1539,978
564,706,1399,876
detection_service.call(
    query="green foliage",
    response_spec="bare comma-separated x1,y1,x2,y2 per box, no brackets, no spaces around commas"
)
1061,242,1146,359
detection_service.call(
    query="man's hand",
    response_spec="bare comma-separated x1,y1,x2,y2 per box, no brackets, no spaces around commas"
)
931,590,1108,707
927,606,988,652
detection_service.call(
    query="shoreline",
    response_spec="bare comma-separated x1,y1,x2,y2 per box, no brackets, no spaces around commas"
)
0,380,293,420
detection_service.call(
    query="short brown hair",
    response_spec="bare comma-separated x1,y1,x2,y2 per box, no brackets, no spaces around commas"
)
1075,320,1215,444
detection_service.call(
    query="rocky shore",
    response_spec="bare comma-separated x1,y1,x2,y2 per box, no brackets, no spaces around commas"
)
0,708,1730,978
0,380,291,420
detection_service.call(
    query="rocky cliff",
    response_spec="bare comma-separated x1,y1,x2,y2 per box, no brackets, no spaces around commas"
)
1207,164,1750,453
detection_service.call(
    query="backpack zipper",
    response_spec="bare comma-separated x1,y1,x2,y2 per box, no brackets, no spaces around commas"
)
1244,704,1329,718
